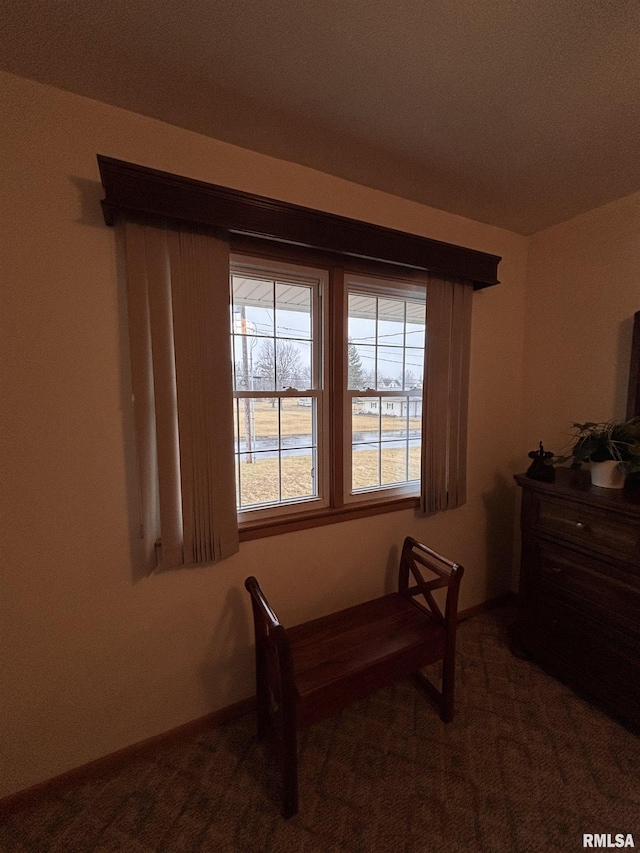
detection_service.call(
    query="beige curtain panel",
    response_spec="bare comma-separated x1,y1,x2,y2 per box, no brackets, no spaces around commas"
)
421,275,473,515
122,220,239,571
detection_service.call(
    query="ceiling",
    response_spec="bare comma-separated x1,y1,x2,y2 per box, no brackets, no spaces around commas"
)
2,0,639,234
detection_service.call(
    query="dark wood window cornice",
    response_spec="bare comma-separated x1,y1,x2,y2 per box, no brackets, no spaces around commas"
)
97,156,501,289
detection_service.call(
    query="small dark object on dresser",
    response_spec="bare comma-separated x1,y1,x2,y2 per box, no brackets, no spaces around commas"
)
526,442,555,481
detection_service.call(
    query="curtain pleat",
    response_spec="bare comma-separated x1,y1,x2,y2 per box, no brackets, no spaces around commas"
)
122,222,159,572
144,226,183,567
421,275,473,515
169,229,239,563
123,220,239,570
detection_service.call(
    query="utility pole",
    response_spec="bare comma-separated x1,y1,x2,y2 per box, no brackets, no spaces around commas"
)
240,305,253,463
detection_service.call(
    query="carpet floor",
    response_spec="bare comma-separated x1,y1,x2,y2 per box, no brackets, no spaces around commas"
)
2,606,639,852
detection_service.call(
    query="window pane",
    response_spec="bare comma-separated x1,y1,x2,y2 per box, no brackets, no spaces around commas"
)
377,346,403,389
238,398,278,453
352,443,380,490
274,339,311,390
276,282,311,340
406,397,423,434
281,448,315,500
404,348,424,389
352,399,380,443
381,440,408,485
406,302,426,349
238,451,280,507
233,399,240,453
348,294,376,344
251,339,277,391
408,443,421,482
231,276,274,338
233,334,263,391
348,344,375,390
377,298,405,346
347,285,425,498
351,397,380,444
281,398,313,449
381,398,408,440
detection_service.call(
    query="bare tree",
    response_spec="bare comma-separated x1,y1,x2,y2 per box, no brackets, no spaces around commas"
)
405,369,420,389
255,340,307,391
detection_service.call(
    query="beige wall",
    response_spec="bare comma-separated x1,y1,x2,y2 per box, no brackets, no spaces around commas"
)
522,192,640,454
0,71,529,798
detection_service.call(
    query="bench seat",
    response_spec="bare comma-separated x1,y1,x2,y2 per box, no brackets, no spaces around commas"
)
288,593,446,725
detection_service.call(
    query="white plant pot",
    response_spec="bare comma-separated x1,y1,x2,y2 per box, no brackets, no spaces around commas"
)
590,460,625,489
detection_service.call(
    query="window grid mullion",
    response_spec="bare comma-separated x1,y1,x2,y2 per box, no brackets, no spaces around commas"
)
402,301,407,391
271,280,277,390
400,301,409,481
345,389,405,399
377,392,382,488
312,399,318,497
278,397,283,503
312,278,319,390
234,389,320,399
235,400,243,509
374,297,379,392
405,399,409,481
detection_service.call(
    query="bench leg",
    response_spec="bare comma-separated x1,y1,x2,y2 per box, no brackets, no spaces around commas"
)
413,660,456,723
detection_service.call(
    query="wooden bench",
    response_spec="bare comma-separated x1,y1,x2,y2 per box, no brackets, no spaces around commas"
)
245,536,464,817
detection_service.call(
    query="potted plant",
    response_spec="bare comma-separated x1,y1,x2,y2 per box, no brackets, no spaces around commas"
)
550,417,640,488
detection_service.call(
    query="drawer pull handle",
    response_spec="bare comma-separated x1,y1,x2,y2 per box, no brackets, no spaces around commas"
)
575,522,590,531
542,565,562,574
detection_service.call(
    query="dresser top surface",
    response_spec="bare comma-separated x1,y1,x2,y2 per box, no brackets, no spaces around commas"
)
515,468,640,514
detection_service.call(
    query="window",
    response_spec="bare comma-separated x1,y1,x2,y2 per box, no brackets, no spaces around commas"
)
229,254,428,527
346,279,426,502
230,257,329,521
101,156,496,561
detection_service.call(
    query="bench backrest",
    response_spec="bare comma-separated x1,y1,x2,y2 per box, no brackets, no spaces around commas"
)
398,536,464,627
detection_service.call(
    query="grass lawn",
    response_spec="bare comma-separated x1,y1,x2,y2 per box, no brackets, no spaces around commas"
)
236,444,421,507
235,398,421,439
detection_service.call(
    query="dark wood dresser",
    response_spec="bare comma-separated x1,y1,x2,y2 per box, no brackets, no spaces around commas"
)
514,469,640,728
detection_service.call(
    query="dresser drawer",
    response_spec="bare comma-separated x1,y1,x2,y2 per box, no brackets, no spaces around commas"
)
531,542,640,637
529,593,640,663
516,470,640,728
525,595,640,726
534,495,640,562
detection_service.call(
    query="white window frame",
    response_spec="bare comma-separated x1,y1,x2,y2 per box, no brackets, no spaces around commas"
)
343,276,426,505
230,254,330,523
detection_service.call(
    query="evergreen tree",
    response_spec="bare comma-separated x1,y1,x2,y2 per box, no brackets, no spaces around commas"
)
348,342,366,389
